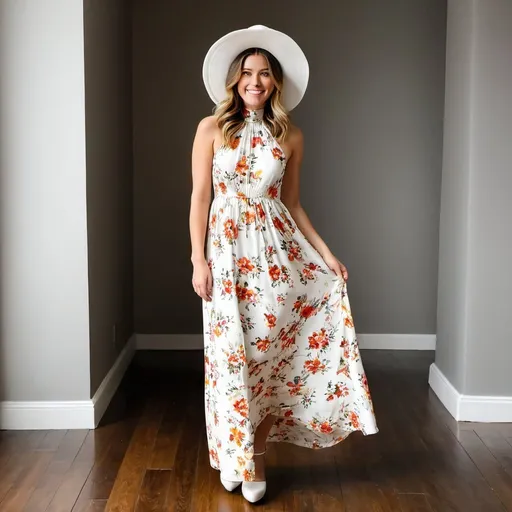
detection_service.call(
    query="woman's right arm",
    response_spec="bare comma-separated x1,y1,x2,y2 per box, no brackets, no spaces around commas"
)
189,116,216,301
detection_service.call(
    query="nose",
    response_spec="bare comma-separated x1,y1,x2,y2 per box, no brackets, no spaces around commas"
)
251,74,261,87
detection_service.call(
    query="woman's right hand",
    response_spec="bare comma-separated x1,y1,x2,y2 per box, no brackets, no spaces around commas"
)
192,258,213,302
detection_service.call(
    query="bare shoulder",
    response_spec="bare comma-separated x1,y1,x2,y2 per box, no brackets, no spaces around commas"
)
288,123,304,146
196,115,218,134
285,123,304,159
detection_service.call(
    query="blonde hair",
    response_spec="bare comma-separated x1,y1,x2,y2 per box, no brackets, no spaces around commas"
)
214,48,290,146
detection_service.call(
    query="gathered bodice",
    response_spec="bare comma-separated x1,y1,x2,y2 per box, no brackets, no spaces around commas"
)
212,109,287,203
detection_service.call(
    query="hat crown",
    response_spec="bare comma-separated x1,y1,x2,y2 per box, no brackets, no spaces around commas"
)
248,25,268,31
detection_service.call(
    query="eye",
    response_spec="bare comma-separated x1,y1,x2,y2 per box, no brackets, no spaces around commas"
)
261,72,270,77
242,71,251,76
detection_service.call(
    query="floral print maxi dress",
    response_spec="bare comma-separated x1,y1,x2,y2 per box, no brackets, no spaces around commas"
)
203,108,378,482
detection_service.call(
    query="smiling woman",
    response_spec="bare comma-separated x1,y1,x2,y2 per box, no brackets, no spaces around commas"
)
189,25,378,504
238,53,275,107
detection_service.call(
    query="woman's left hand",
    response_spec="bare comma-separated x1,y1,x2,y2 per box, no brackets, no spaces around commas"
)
323,253,349,282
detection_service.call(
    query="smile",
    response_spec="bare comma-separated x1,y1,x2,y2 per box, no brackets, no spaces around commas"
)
246,90,264,95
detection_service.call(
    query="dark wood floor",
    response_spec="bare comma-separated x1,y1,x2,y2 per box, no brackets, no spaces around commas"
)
1,350,512,511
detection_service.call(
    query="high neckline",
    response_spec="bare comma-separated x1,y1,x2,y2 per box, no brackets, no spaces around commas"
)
243,107,264,122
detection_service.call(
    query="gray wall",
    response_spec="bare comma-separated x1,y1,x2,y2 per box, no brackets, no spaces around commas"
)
0,0,91,401
84,0,134,396
436,0,512,396
132,0,447,337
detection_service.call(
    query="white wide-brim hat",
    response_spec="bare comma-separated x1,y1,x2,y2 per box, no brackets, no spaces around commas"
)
202,25,309,112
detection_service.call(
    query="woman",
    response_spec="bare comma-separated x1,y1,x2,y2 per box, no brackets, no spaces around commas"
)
190,25,378,504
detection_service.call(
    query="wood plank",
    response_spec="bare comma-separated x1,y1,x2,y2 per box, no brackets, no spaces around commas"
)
0,450,53,510
73,418,138,509
456,429,512,509
105,399,165,512
261,441,285,512
73,499,108,512
398,493,433,512
45,430,101,512
474,424,512,476
148,395,186,470
189,431,220,512
135,470,172,511
37,430,68,452
163,396,203,512
25,429,89,512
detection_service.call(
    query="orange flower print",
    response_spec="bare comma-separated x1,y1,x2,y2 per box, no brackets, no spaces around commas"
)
235,156,249,175
284,409,293,417
226,345,247,374
340,338,350,359
243,468,255,481
210,214,217,229
300,304,316,318
272,147,283,160
256,337,271,352
293,298,305,313
302,267,315,280
304,358,326,374
286,378,303,396
350,412,360,429
218,182,227,194
213,323,223,337
222,279,233,294
237,257,254,274
230,136,241,149
281,335,295,350
269,265,281,282
252,136,263,148
209,449,220,466
224,219,238,241
229,427,245,447
233,397,249,418
268,184,279,199
256,203,266,220
326,381,349,401
251,377,264,397
244,209,256,225
344,315,354,328
236,284,255,302
264,313,277,328
308,329,329,350
287,241,302,261
320,421,333,434
272,216,285,234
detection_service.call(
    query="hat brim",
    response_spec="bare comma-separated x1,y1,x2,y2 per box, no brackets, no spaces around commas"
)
202,25,309,112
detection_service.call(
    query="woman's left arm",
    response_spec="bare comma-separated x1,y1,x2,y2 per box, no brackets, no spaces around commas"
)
281,126,349,281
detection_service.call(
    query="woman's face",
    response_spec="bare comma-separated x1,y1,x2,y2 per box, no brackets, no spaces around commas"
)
237,53,275,110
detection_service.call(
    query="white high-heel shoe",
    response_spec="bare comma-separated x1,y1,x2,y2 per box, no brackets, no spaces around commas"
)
220,475,242,492
242,450,267,503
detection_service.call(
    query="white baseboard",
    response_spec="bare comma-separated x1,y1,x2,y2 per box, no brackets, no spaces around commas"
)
0,400,95,430
429,363,512,422
0,335,136,430
135,333,436,351
92,335,136,426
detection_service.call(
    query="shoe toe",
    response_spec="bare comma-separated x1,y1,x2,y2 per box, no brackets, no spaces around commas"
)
220,476,242,492
242,480,266,503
